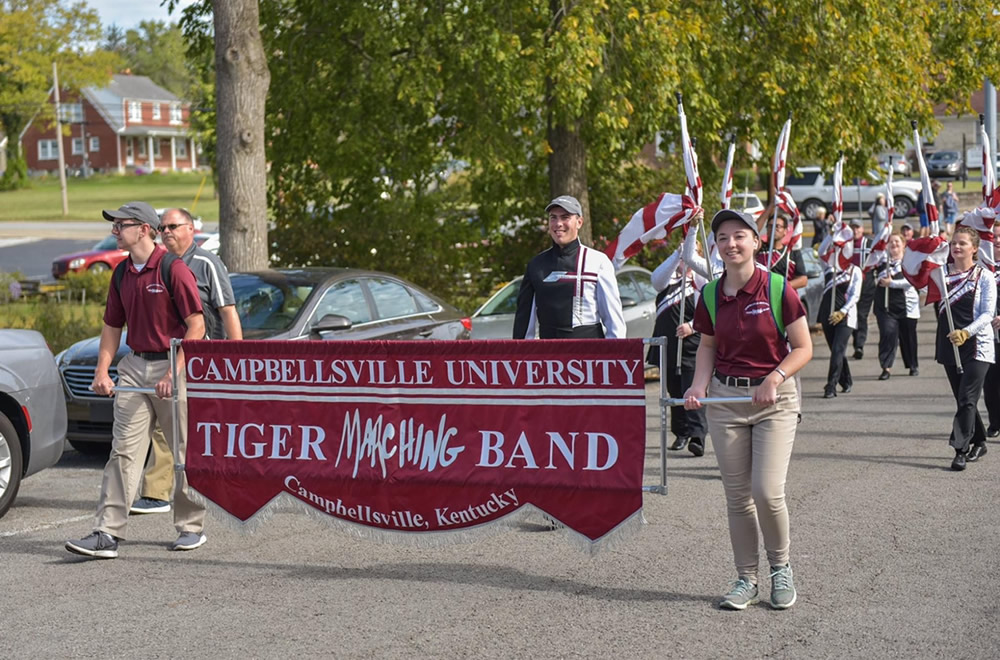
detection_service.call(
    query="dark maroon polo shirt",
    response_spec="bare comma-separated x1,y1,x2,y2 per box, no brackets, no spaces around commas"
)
104,246,203,353
693,267,806,378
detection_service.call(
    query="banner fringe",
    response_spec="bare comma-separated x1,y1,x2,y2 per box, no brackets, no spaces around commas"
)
187,488,645,555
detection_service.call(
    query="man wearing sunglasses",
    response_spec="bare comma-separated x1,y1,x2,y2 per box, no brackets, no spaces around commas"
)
66,201,207,559
130,207,243,517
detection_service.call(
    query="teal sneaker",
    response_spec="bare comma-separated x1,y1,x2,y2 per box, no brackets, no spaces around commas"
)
719,577,759,610
769,564,797,609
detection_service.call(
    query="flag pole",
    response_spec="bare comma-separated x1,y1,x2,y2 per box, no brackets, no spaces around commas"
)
932,267,964,374
675,92,693,375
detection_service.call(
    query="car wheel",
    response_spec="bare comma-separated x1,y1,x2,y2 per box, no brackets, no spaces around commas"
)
801,199,827,222
893,197,914,218
68,439,111,456
88,262,110,273
0,413,24,520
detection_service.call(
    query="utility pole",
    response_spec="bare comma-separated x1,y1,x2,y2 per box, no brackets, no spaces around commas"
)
52,62,69,217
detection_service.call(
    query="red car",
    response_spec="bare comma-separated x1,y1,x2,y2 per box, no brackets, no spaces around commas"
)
51,233,213,279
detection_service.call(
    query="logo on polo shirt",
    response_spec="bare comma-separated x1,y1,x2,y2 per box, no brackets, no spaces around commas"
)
744,301,771,316
146,283,166,294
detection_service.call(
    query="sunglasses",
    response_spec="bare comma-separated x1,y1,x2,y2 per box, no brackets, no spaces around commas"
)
161,223,192,232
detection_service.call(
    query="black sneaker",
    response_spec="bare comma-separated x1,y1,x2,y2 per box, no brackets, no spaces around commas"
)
823,389,836,399
853,348,864,360
878,369,890,380
668,436,689,451
909,368,919,376
987,426,1000,438
968,444,987,462
688,437,705,457
951,452,968,471
130,497,171,514
66,531,119,559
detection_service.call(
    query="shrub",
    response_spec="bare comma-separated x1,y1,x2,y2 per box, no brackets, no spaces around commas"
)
62,270,113,304
0,299,105,354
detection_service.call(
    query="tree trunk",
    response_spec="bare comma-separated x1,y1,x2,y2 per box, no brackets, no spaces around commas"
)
547,122,592,245
213,0,270,271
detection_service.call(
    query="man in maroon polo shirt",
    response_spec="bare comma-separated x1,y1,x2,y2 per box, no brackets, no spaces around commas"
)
66,201,207,560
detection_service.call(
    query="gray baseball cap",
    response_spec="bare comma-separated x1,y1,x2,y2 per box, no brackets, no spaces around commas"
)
545,195,583,216
710,209,759,237
102,201,160,230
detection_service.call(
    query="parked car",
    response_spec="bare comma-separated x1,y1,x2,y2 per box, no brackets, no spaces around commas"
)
798,249,824,327
730,193,765,220
925,150,963,178
0,329,66,519
877,153,911,177
51,232,213,279
783,166,921,222
56,268,471,451
470,265,657,339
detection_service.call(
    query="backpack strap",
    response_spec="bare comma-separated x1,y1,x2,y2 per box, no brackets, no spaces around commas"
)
768,271,786,337
111,260,128,297
702,278,720,328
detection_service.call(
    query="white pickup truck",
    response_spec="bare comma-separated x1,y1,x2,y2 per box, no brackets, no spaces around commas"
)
783,166,921,221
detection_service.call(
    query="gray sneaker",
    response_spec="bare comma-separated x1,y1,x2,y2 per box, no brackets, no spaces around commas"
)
66,531,119,559
170,531,207,551
769,564,797,609
719,577,759,610
130,497,171,514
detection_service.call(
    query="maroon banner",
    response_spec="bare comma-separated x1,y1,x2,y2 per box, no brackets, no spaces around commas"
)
183,339,647,548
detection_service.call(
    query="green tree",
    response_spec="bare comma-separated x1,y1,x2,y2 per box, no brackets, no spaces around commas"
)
104,20,195,98
0,0,118,189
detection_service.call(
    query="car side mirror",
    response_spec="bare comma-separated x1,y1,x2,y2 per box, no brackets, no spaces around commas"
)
621,296,637,309
311,314,352,335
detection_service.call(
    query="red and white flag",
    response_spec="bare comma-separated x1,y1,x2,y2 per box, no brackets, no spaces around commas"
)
776,190,803,249
772,118,791,194
885,166,896,225
678,96,703,208
913,125,940,234
980,120,1000,209
956,206,996,270
605,193,697,269
821,223,855,271
864,221,892,273
831,156,845,229
720,140,736,210
902,235,949,302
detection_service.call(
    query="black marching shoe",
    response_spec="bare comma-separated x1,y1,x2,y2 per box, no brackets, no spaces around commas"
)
909,368,920,376
688,437,705,457
968,444,988,462
853,348,864,360
878,369,891,381
841,383,852,394
987,426,1000,438
823,389,837,399
669,436,689,451
951,452,968,471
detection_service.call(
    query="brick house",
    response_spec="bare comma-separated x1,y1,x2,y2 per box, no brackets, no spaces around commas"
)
20,74,198,175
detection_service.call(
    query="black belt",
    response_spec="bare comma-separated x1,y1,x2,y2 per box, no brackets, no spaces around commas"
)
133,351,169,361
714,371,766,388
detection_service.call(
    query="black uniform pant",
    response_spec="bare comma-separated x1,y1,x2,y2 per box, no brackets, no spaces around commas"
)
984,348,1000,431
852,275,876,351
875,312,919,370
667,364,706,440
899,318,919,369
823,321,853,392
944,361,989,453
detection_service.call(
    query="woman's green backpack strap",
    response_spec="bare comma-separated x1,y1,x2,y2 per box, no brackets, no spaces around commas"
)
702,271,786,337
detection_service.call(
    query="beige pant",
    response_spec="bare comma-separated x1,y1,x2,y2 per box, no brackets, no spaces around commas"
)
140,425,173,502
706,376,799,582
94,353,205,539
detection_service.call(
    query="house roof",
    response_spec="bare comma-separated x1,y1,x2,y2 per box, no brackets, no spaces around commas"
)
81,74,184,133
933,88,997,117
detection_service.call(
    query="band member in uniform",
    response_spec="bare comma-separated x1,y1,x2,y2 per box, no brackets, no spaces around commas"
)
820,239,862,398
984,224,1000,438
649,225,708,456
937,226,997,471
513,195,625,339
755,212,807,290
684,209,812,611
849,219,875,359
874,234,920,380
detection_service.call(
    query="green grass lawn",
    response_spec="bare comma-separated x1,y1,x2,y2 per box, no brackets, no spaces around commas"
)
0,172,219,222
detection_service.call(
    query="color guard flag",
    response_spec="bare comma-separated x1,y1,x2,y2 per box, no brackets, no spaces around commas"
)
886,166,896,225
980,118,1000,209
902,235,949,303
913,124,940,234
721,140,736,210
864,221,892,273
772,118,791,194
956,206,996,270
831,156,845,228
678,95,703,207
605,193,697,269
776,190,803,249
821,223,855,271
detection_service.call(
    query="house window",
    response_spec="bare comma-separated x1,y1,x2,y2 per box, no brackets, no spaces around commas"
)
89,136,99,152
59,103,83,123
176,139,187,158
71,138,84,155
38,139,58,160
169,103,182,123
152,104,161,120
129,101,142,122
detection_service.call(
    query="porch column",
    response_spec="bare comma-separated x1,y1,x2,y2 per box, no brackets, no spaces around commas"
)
170,136,177,171
191,140,197,169
116,133,123,174
147,135,154,171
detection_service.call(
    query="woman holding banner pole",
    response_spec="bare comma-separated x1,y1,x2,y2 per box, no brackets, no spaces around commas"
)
874,234,920,380
684,209,812,611
935,226,996,471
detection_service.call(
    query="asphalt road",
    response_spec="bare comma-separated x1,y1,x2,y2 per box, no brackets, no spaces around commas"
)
2,320,998,658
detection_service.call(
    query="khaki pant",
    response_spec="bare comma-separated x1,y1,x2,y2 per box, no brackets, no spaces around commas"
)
140,425,173,502
94,353,205,539
706,376,799,582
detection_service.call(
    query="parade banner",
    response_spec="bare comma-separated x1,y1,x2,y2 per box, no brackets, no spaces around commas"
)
183,339,647,550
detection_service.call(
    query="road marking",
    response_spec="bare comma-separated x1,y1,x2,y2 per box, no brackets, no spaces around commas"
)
0,237,41,249
0,513,91,538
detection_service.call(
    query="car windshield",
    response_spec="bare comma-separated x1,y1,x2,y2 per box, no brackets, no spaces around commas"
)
93,235,119,250
477,281,520,316
231,273,317,331
933,152,958,161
